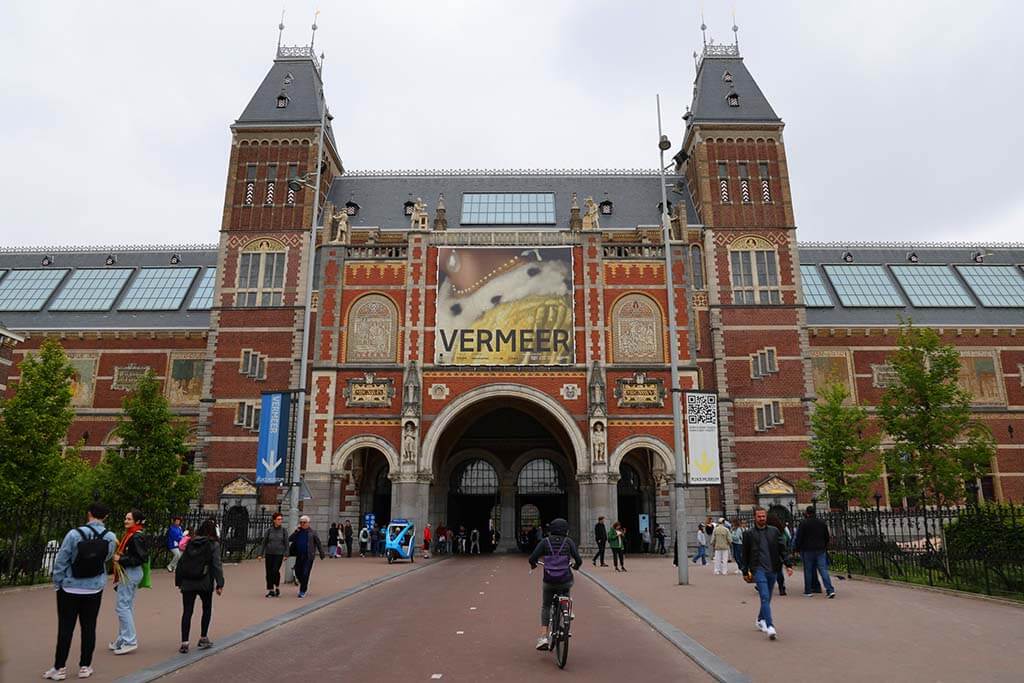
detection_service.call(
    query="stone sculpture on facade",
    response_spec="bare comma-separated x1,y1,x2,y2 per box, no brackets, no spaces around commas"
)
569,192,583,231
582,196,600,230
591,420,607,463
401,420,418,464
330,207,349,244
410,197,429,230
588,368,607,417
402,361,421,417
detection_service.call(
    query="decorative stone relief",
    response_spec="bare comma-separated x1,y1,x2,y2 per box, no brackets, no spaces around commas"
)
428,383,450,400
112,365,149,391
612,294,663,363
588,369,607,417
402,361,421,417
343,374,395,408
345,294,398,363
590,421,607,464
560,383,581,400
614,372,666,408
401,420,419,464
221,477,257,497
871,363,897,389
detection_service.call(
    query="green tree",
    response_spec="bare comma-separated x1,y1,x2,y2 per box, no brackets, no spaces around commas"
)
95,371,199,520
0,339,93,507
800,382,881,509
877,323,995,506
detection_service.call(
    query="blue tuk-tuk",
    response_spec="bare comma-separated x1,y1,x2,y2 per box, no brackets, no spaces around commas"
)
384,519,416,563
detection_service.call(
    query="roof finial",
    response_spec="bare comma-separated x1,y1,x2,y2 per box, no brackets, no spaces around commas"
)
277,8,285,51
732,6,740,51
310,9,320,51
700,10,708,49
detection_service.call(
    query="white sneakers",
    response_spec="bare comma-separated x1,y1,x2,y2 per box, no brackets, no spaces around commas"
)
112,644,137,655
77,667,93,679
766,625,777,640
42,668,67,680
756,619,767,632
535,636,550,651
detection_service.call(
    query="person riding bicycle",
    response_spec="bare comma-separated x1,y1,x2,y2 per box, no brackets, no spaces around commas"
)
528,518,582,651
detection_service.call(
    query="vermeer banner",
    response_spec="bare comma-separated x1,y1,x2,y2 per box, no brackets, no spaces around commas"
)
435,246,575,365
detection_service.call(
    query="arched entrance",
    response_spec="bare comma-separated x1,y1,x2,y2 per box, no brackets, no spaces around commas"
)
331,438,397,530
448,458,500,553
616,451,658,553
516,457,569,552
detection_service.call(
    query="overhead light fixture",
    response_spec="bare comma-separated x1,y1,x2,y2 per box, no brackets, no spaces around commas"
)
906,251,919,263
658,134,672,151
842,251,854,263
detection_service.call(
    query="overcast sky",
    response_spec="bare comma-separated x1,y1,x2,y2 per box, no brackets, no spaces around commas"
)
2,1,1022,247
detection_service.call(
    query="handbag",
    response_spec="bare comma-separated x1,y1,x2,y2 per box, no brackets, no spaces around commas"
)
288,540,298,557
139,558,152,589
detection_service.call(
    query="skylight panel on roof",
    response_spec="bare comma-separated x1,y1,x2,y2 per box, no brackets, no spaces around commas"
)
890,265,973,307
799,265,833,307
955,266,1024,307
461,193,556,225
119,267,199,311
49,268,133,311
822,265,904,307
0,269,69,311
188,269,216,310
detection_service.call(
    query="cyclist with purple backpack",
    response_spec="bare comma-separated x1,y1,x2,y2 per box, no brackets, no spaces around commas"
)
527,518,582,651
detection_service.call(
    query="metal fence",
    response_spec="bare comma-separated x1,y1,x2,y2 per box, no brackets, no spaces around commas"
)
723,503,1024,600
0,500,278,588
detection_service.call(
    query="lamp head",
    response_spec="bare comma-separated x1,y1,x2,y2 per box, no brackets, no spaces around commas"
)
658,135,672,151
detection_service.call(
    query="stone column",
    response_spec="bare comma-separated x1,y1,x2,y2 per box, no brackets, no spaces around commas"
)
577,473,617,555
391,472,430,527
496,483,517,552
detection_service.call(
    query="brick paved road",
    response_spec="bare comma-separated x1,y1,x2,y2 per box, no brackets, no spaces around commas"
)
165,554,710,682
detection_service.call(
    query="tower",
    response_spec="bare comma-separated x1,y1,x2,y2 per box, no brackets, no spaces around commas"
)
196,38,343,513
681,38,812,514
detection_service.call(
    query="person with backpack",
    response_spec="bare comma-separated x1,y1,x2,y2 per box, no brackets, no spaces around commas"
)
166,517,184,573
288,516,325,598
175,519,224,653
358,526,369,557
527,518,582,651
44,502,118,681
327,523,340,559
110,509,148,656
257,512,288,598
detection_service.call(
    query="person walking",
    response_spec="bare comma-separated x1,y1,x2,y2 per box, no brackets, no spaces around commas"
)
343,520,354,558
175,519,224,653
592,516,608,567
607,521,627,572
712,518,732,575
166,517,184,573
469,528,481,555
654,525,667,555
691,524,708,565
767,514,790,596
794,506,835,598
730,518,746,575
327,523,339,559
44,502,117,681
742,507,793,640
423,523,433,559
641,527,652,554
358,526,369,558
257,512,288,597
110,509,148,655
288,516,325,598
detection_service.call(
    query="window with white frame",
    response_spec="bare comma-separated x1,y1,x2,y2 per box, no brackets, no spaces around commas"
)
750,347,778,379
754,401,783,432
239,349,267,380
729,237,781,304
236,240,286,307
235,401,261,431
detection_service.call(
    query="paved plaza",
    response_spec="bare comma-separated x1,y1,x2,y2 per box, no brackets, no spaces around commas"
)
4,552,1023,682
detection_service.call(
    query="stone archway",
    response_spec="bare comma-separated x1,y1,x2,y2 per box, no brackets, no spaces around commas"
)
330,435,400,529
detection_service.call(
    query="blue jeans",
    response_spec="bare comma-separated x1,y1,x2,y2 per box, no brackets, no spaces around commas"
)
754,568,777,628
691,545,707,564
731,543,744,573
801,551,835,595
114,565,143,647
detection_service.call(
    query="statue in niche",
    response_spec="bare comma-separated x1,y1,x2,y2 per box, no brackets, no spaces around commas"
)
330,207,349,244
591,421,607,463
582,196,600,230
401,421,418,463
589,369,607,417
403,361,421,417
410,197,429,230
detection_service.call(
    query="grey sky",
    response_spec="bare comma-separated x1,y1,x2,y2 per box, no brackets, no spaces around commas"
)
2,1,1021,246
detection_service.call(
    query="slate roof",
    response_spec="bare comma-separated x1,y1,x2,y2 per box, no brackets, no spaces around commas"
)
798,244,1024,327
0,246,218,332
689,54,780,125
327,171,701,230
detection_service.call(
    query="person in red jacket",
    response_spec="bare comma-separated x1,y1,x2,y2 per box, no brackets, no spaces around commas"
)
423,523,432,559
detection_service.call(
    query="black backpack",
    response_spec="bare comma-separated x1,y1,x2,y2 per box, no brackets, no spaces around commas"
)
177,540,212,581
70,527,109,578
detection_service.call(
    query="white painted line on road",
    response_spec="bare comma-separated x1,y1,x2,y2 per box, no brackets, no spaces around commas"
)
431,674,443,679
479,591,485,594
456,631,464,635
470,606,477,610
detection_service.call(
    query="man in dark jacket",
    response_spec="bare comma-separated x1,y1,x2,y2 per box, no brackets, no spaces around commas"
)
742,507,793,640
592,516,608,567
794,506,835,598
288,516,325,598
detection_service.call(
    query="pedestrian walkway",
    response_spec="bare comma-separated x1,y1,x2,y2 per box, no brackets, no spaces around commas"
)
0,555,429,683
583,557,1024,682
162,555,711,682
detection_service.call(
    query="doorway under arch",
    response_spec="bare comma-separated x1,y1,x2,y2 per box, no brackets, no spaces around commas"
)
616,449,659,553
448,458,500,553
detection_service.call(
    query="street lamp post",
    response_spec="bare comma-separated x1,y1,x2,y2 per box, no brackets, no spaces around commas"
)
657,94,688,585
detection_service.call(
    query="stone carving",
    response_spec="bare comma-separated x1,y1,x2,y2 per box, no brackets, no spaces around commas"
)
345,294,398,362
112,365,149,391
343,374,395,407
615,373,666,408
410,197,429,230
221,477,257,497
569,193,582,231
612,294,663,363
433,193,448,231
588,369,606,417
403,361,421,417
871,363,897,389
591,421,607,463
560,383,581,400
428,383,450,400
401,421,418,463
582,196,600,230
330,207,349,244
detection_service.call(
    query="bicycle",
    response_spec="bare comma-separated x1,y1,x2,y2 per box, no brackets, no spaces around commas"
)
533,561,573,669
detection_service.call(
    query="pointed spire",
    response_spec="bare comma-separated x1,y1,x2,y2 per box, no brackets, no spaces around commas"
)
277,9,285,51
433,193,448,231
732,7,740,50
700,8,708,48
310,9,320,51
569,192,582,231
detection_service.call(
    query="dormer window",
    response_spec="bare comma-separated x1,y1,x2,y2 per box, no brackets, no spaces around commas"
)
599,200,613,216
276,94,289,109
726,93,739,107
404,200,415,216
723,71,733,83
345,201,360,216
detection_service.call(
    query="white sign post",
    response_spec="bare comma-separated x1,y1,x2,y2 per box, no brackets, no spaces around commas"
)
685,391,721,485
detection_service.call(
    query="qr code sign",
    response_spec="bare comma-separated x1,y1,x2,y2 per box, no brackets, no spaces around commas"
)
686,393,717,424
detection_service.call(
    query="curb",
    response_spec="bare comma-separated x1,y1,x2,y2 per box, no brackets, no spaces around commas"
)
580,568,750,683
116,559,444,683
846,574,1024,607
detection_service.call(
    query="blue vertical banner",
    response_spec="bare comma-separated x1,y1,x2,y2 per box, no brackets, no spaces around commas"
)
256,392,291,485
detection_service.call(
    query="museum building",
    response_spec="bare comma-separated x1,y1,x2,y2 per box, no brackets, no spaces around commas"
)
2,39,1023,551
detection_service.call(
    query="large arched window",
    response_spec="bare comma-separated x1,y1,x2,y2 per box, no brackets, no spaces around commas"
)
728,235,781,305
611,294,664,363
517,459,564,495
452,459,499,495
236,239,286,307
345,294,399,363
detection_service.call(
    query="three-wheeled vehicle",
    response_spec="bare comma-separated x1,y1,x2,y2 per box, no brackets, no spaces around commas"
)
384,519,416,564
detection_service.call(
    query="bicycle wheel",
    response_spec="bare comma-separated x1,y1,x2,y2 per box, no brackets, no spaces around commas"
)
555,619,569,669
